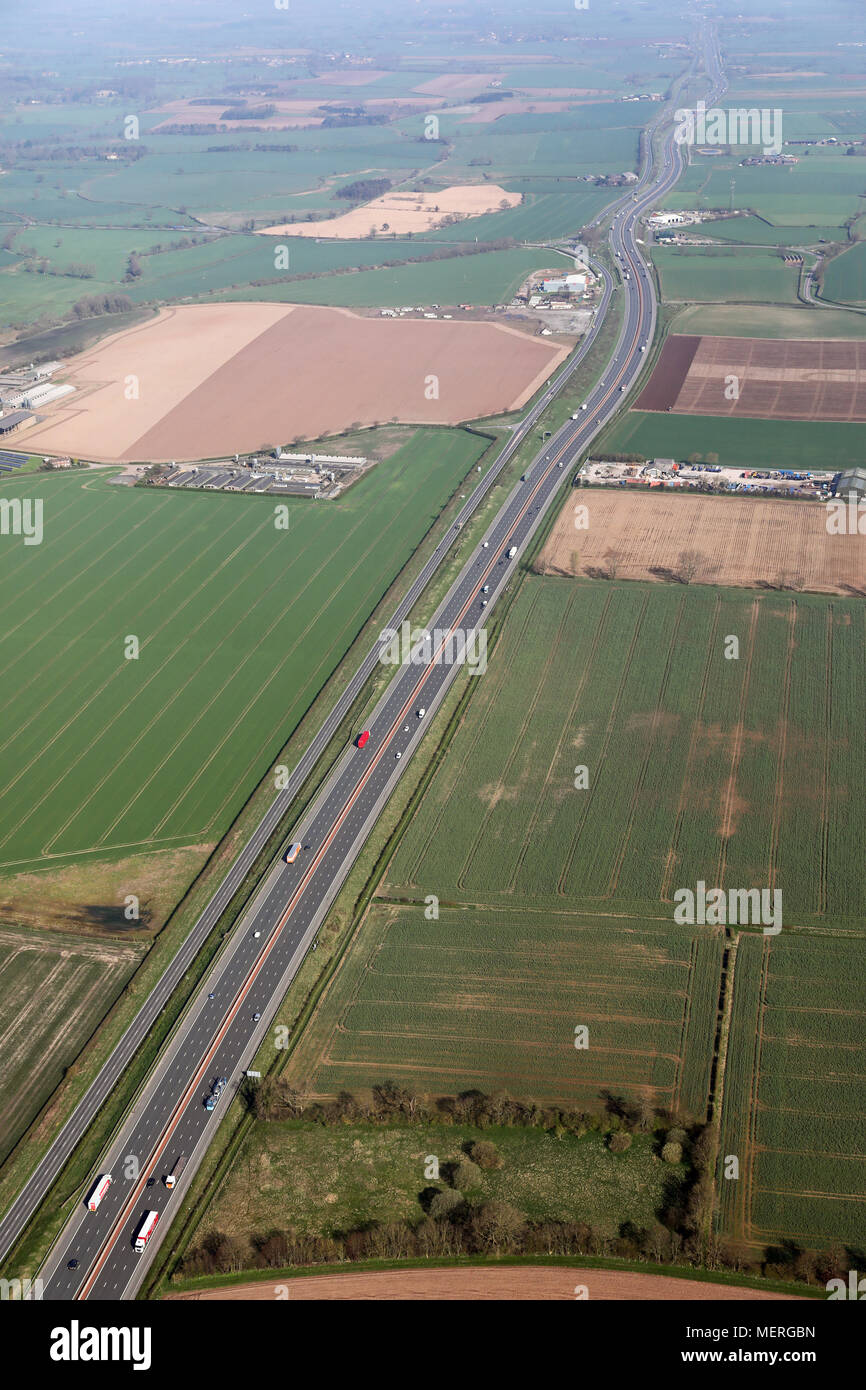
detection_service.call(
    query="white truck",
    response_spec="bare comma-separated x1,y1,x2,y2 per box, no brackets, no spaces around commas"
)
165,1155,187,1191
508,545,517,559
86,1174,112,1212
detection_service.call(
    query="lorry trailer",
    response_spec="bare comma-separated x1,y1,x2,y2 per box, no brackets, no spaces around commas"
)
86,1174,112,1212
134,1210,159,1253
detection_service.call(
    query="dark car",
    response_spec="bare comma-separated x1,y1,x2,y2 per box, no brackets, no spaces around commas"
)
146,1177,156,1187
67,1259,79,1270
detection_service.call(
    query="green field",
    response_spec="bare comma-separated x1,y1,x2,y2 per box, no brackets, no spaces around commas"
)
822,239,866,304
196,1119,685,1244
383,581,863,931
700,216,846,247
653,245,799,304
0,427,486,873
602,409,866,470
668,302,866,340
284,903,723,1115
719,934,866,1252
205,246,557,308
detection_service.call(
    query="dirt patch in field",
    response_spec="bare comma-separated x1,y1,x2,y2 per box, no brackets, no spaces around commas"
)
19,303,567,463
259,183,521,238
637,334,866,422
413,73,505,97
167,1266,804,1300
459,100,580,124
538,490,864,595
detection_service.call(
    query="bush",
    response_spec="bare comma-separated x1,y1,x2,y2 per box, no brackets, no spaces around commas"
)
428,1189,463,1219
449,1159,483,1191
468,1140,504,1170
666,1127,688,1146
662,1142,683,1164
609,1132,632,1154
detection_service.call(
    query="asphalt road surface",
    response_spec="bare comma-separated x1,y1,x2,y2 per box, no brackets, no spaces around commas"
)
11,29,725,1301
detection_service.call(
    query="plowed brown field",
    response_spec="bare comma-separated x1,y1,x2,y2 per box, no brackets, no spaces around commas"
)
538,491,864,595
168,1267,804,1301
18,303,567,464
636,335,866,422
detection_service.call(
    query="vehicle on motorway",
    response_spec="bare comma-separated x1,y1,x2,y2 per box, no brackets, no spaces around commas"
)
508,546,517,559
208,992,215,1000
165,1155,187,1190
395,751,402,759
146,1177,156,1188
86,1174,111,1212
205,1075,227,1111
482,540,489,548
481,600,488,607
417,708,426,718
620,384,627,392
284,841,302,864
356,730,370,750
133,1210,159,1253
67,1259,79,1270
403,724,409,732
253,1011,261,1021
482,585,489,593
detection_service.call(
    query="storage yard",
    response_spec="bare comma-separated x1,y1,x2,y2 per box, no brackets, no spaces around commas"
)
539,489,863,594
15,302,567,463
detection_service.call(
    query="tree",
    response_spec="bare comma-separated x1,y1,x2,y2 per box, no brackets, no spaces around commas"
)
609,1132,632,1153
662,1141,683,1164
470,1201,525,1251
677,550,701,584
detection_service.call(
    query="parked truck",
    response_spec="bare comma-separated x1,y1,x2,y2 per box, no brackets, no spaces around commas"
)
165,1155,187,1191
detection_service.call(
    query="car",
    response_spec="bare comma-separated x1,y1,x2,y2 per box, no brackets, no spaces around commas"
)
395,751,402,760
403,725,409,732
417,708,426,718
356,730,371,750
208,992,214,1000
481,600,488,607
253,930,261,939
67,1259,79,1271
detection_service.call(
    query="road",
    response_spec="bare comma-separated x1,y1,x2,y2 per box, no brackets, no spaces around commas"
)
13,28,725,1300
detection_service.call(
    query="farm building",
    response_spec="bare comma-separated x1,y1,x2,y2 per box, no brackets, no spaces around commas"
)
833,467,866,501
0,410,34,435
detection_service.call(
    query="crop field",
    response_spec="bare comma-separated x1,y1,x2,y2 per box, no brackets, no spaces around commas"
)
652,247,799,305
700,217,846,248
668,303,866,342
384,579,865,931
0,924,140,1163
635,334,866,422
823,240,866,305
20,302,566,462
600,410,866,472
284,904,723,1116
0,426,486,873
538,491,863,597
664,156,866,228
718,933,866,1251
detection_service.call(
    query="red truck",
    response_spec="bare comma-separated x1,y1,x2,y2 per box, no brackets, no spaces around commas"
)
356,730,371,749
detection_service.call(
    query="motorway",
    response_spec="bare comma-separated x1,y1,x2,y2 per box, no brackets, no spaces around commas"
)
12,30,724,1301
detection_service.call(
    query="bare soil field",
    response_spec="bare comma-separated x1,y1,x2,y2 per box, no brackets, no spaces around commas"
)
19,303,566,463
459,100,580,125
412,73,505,97
168,1267,803,1301
538,490,864,595
260,184,521,238
636,334,866,422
